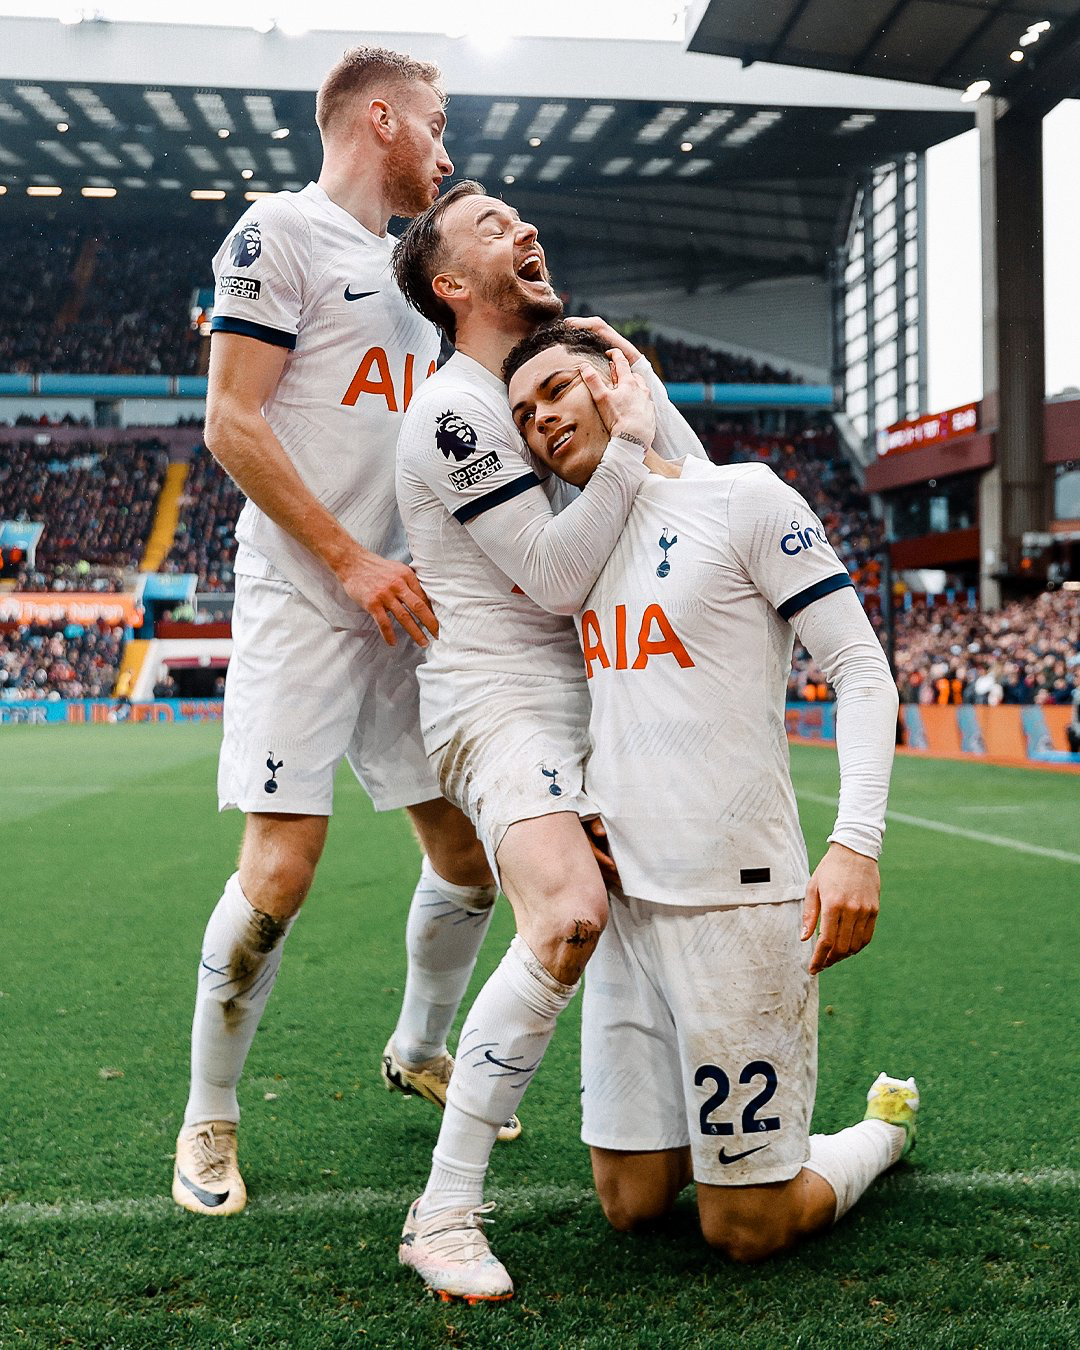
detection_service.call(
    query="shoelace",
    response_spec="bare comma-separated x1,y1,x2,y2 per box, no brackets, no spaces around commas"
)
191,1128,229,1182
424,1201,499,1254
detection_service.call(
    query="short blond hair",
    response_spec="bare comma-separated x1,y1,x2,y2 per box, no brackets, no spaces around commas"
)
315,45,443,138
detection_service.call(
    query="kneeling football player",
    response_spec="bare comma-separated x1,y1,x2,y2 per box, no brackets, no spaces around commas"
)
505,322,919,1262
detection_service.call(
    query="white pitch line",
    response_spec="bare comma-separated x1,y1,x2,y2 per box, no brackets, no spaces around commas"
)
2,1172,1076,1227
799,792,1080,865
0,1182,591,1227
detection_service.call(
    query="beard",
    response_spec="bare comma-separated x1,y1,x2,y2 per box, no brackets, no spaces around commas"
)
476,267,564,327
384,126,436,219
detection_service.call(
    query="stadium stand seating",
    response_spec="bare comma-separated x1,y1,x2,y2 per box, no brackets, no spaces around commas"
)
0,225,212,375
892,590,1079,705
0,620,123,701
161,445,245,592
1,437,169,588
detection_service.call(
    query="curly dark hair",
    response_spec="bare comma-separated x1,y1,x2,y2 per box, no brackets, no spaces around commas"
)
391,180,485,342
501,320,611,387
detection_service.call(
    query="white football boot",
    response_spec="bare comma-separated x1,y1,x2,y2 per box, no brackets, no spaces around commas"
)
381,1039,522,1143
399,1198,514,1303
172,1121,247,1216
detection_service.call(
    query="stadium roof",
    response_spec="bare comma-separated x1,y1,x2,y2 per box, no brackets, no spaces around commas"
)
687,0,1080,110
0,17,971,294
0,81,968,294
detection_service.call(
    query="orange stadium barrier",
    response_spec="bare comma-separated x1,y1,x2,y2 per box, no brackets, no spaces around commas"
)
786,700,1080,771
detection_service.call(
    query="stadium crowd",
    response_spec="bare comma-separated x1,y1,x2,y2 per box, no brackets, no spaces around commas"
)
0,225,211,375
651,333,800,385
0,620,123,701
0,334,1074,708
1,437,168,589
892,590,1079,705
162,446,245,592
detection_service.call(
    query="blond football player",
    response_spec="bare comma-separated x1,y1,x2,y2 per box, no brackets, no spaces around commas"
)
173,50,513,1220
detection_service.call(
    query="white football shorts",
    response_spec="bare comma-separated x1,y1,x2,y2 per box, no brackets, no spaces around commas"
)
427,671,594,880
218,573,440,815
581,895,817,1186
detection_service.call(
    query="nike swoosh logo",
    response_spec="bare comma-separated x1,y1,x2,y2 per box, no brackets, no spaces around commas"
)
482,1048,541,1076
176,1169,230,1207
344,287,379,302
716,1144,771,1165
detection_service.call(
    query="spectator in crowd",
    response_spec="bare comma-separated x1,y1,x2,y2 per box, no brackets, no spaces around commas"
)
0,437,168,588
891,591,1078,705
0,621,122,700
152,673,178,699
161,445,245,591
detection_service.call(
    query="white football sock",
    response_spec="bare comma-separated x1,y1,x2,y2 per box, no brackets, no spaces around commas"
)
184,873,295,1127
392,857,496,1066
419,935,577,1217
804,1119,907,1221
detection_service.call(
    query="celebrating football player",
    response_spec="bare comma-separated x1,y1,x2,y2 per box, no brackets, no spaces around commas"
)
504,320,918,1263
172,49,515,1220
391,181,704,1300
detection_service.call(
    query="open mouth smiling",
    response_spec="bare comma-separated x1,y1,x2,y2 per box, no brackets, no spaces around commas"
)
516,252,545,282
548,426,575,455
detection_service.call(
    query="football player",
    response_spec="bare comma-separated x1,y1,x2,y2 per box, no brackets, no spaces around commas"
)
392,182,703,1300
504,321,918,1262
172,49,513,1220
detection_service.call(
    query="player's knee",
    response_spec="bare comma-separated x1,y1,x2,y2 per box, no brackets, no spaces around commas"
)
433,833,492,890
549,896,607,981
700,1212,789,1264
241,848,317,915
597,1184,671,1234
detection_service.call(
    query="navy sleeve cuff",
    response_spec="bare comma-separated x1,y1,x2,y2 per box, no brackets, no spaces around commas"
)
453,472,540,524
776,572,855,620
210,316,297,350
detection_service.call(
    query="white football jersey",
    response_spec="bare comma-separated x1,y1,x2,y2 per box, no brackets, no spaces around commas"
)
396,352,587,747
210,182,441,629
581,459,856,908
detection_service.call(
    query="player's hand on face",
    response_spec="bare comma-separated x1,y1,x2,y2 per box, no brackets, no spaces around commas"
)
565,316,643,365
582,816,622,893
578,348,656,450
801,842,880,975
338,547,439,648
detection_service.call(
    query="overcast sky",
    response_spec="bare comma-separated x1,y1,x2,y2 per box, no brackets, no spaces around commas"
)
926,98,1080,413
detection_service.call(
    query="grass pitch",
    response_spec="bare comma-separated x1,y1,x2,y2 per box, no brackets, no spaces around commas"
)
2,724,1078,1348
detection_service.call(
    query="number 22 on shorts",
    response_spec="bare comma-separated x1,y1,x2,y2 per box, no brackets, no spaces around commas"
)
694,1060,781,1136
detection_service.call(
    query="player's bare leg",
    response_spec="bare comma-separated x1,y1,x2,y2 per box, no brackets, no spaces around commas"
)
497,812,609,985
696,1169,839,1262
590,1146,693,1231
400,812,607,1299
590,1075,918,1261
175,813,326,1215
384,800,521,1142
407,797,491,890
